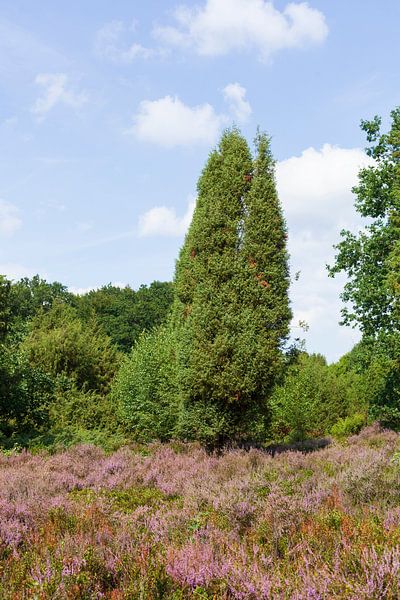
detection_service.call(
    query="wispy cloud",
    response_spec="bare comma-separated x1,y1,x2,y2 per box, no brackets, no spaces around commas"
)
334,74,382,109
76,222,93,233
32,73,88,119
68,282,127,295
95,20,158,63
0,263,42,281
153,0,328,60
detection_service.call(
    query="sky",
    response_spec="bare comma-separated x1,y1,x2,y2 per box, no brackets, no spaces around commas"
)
0,0,399,362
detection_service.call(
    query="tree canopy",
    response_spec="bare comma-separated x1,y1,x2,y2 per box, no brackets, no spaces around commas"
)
75,281,174,352
328,108,400,336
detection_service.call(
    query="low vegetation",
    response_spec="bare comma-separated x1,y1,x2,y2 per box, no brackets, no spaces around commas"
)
1,426,400,598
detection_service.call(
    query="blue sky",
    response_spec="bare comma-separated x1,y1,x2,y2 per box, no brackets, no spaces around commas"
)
0,0,399,361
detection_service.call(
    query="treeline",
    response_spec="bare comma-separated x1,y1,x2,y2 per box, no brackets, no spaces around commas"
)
0,277,173,449
1,108,399,451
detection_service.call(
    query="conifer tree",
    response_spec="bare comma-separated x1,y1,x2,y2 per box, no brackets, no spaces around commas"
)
174,129,291,445
239,131,292,403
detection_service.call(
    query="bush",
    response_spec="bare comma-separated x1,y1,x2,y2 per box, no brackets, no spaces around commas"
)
50,377,119,430
0,344,54,435
111,323,180,442
21,300,121,394
331,413,366,439
341,335,400,430
370,405,400,430
40,425,126,453
1,299,123,450
268,353,352,443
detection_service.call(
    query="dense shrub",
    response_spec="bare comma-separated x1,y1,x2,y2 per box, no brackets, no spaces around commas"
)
268,353,355,442
0,344,54,436
21,300,121,394
31,376,125,451
331,413,366,439
112,324,179,442
0,350,124,451
338,335,400,430
363,336,400,429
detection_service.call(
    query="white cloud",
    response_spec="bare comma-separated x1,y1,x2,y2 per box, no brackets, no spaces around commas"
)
154,0,328,60
95,21,156,63
223,83,252,122
0,200,22,236
138,197,196,237
131,95,226,147
32,73,88,118
130,83,251,147
275,144,374,361
277,144,373,223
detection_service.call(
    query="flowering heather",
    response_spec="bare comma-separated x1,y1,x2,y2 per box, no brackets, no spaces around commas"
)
1,425,400,598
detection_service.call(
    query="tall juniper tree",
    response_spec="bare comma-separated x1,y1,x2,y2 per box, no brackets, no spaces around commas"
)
174,128,291,445
240,131,292,402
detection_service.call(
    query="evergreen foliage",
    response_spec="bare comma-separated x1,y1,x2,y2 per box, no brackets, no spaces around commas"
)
240,131,292,398
21,300,121,394
44,379,125,451
0,345,54,436
174,128,291,445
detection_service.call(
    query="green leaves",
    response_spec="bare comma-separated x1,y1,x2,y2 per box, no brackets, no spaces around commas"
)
0,275,11,342
329,107,400,337
75,281,174,353
111,323,179,442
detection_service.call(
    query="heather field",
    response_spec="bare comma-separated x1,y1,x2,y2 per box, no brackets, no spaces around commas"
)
0,426,399,599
